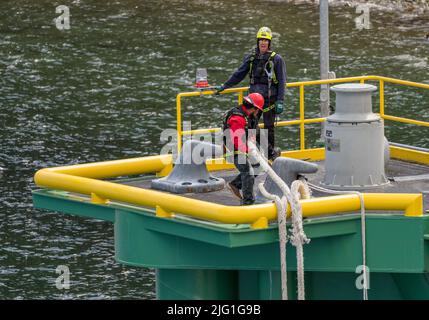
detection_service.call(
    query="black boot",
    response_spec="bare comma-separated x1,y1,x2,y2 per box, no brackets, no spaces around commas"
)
268,147,281,161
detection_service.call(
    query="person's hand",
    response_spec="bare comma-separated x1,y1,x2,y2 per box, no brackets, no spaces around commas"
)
213,85,225,95
275,101,284,114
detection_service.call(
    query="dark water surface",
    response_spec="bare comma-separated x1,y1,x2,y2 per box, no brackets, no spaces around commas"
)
0,0,427,299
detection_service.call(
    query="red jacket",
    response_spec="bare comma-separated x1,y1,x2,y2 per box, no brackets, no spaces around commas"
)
227,109,251,153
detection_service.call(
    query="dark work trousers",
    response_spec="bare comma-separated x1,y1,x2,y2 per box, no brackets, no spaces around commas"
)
230,154,256,205
256,108,276,159
251,83,278,159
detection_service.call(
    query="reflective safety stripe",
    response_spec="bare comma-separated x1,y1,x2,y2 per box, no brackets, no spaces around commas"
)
263,103,275,113
269,52,278,84
249,55,255,77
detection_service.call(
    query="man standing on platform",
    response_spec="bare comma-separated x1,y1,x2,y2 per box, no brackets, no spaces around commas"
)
215,26,287,161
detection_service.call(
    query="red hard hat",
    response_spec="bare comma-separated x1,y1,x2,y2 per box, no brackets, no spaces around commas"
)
244,93,264,111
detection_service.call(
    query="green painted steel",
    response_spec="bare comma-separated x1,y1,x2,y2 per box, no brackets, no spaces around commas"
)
155,269,429,299
157,269,238,299
32,188,429,299
33,190,115,222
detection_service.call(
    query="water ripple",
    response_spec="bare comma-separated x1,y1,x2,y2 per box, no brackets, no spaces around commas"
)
0,0,428,299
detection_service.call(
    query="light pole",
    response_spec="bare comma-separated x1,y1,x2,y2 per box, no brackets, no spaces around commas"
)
319,0,331,141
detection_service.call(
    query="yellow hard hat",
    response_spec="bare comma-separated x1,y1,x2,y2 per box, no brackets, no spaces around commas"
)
257,27,272,41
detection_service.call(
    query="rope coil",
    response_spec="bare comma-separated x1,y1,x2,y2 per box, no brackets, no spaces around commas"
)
249,142,310,300
249,142,368,300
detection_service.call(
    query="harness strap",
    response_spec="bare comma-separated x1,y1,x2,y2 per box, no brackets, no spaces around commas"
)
263,103,276,113
249,51,278,85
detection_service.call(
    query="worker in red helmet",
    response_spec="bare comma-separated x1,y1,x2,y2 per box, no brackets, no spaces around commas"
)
222,93,264,205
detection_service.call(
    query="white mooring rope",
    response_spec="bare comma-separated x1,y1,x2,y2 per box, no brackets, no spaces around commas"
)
249,142,311,300
259,185,289,300
290,179,311,300
248,142,368,300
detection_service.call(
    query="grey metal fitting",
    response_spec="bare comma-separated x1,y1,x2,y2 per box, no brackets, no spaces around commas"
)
322,83,389,189
151,140,225,193
256,157,319,203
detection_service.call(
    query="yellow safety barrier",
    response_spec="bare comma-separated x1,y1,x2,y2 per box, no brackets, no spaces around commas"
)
38,154,172,179
176,75,429,153
34,153,424,228
34,75,429,228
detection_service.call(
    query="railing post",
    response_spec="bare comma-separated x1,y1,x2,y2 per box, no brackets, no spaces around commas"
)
176,94,182,153
300,85,305,150
379,80,385,117
238,91,243,106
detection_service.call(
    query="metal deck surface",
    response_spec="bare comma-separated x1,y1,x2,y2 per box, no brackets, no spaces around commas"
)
120,158,429,212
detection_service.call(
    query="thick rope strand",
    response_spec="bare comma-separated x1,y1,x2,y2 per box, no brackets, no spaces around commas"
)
259,185,288,300
249,142,310,300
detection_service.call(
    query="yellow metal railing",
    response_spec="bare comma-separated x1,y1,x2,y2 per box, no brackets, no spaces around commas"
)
34,153,425,230
176,75,429,153
33,75,429,228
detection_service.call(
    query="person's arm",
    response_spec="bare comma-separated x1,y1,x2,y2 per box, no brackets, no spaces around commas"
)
274,54,287,102
228,116,248,153
221,54,252,90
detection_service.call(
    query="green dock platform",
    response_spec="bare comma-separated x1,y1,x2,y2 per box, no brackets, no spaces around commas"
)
32,171,429,300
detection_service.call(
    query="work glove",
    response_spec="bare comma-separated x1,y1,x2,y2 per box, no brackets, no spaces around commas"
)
213,85,225,95
275,101,284,114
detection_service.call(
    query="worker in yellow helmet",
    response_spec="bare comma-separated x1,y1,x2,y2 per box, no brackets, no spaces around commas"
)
215,27,287,161
257,26,272,41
